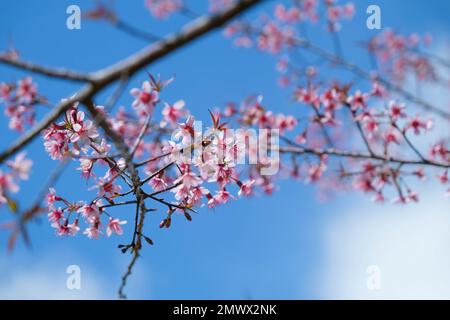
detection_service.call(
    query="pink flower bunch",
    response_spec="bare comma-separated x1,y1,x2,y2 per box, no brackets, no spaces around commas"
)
130,80,159,115
46,188,126,238
274,4,301,24
0,77,39,132
257,21,295,54
324,0,355,32
145,0,183,19
25,72,448,241
369,30,437,82
42,104,99,159
0,153,32,206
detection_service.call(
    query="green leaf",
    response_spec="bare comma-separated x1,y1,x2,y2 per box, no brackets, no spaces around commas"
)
7,199,18,214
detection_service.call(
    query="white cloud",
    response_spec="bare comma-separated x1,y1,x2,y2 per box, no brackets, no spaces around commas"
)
318,185,450,299
0,255,112,299
317,36,450,300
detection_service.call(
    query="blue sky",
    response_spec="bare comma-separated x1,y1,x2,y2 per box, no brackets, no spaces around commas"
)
0,0,449,299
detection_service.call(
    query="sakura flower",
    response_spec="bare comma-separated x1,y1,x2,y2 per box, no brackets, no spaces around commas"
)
372,191,385,202
413,168,426,180
84,225,102,239
145,0,182,18
173,115,196,146
162,100,186,124
53,222,72,236
44,139,68,160
223,103,238,117
46,188,60,208
77,201,102,223
16,77,37,104
257,22,292,54
95,177,122,198
276,114,297,133
77,158,95,179
274,4,301,23
0,171,19,195
213,188,232,204
438,170,448,184
388,101,407,121
430,143,449,162
294,87,319,107
237,179,255,197
130,80,159,112
383,128,400,145
371,82,386,98
48,207,64,223
407,190,419,202
405,116,433,135
174,168,202,189
7,152,32,180
342,3,355,19
67,109,99,147
149,176,168,192
0,82,12,101
353,176,375,193
106,218,127,237
346,90,368,110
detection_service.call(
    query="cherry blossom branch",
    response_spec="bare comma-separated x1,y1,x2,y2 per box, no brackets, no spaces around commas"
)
291,37,450,119
0,0,262,164
0,84,96,163
278,144,450,169
234,22,450,119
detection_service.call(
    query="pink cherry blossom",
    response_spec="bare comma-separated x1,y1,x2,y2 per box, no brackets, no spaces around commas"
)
405,116,433,135
106,218,127,237
6,152,32,180
145,0,182,18
130,81,159,113
162,100,186,124
388,101,407,121
48,207,64,223
346,90,368,110
77,201,101,223
84,224,102,239
16,77,37,104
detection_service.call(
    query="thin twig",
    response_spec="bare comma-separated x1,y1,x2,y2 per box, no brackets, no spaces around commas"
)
0,55,93,82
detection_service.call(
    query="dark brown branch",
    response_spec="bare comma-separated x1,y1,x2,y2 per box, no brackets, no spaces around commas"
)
279,145,450,169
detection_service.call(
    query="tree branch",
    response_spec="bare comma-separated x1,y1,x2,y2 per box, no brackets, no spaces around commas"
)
0,55,93,82
278,145,450,169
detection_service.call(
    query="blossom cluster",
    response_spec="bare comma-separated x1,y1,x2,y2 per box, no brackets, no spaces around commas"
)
369,30,437,82
144,0,183,19
224,0,354,52
34,69,449,239
1,1,448,247
0,153,32,207
46,188,127,238
143,0,236,18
